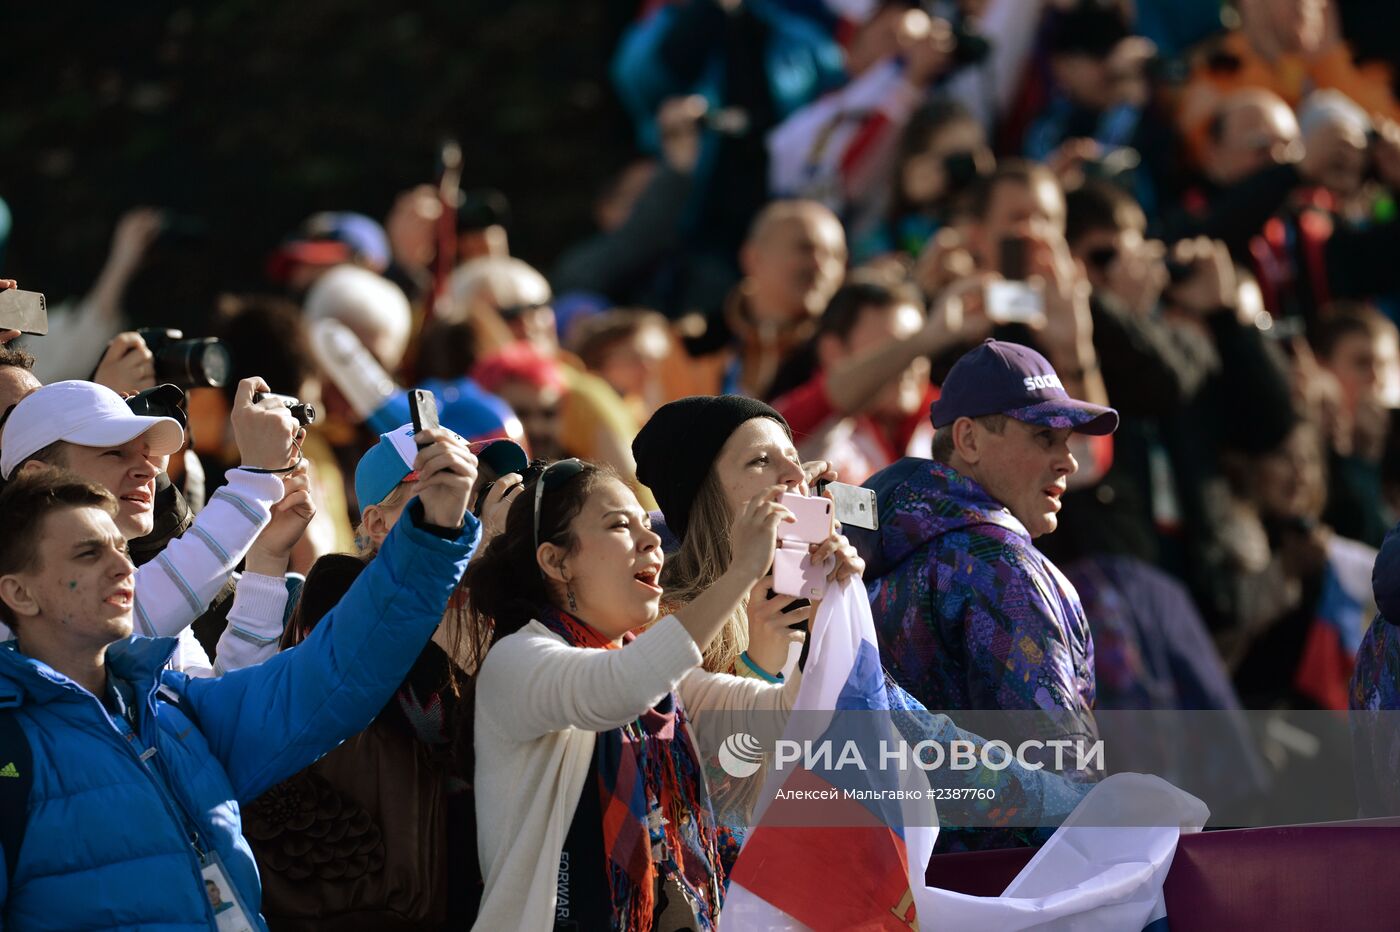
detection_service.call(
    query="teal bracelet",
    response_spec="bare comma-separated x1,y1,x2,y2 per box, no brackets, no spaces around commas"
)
738,651,783,683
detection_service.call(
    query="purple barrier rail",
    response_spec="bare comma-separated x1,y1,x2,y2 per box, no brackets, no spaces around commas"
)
924,819,1400,930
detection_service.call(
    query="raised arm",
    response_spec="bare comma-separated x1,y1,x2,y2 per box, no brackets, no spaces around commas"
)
175,427,480,799
133,379,300,672
179,502,479,800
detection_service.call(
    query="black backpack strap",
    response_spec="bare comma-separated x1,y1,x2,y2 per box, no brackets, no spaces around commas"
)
0,709,34,889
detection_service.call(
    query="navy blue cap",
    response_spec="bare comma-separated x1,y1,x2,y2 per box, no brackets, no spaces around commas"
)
929,339,1119,435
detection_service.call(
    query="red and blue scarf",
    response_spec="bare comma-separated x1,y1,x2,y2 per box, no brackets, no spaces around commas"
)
538,606,724,930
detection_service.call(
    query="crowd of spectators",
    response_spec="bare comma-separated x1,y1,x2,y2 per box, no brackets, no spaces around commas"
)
4,1,1400,928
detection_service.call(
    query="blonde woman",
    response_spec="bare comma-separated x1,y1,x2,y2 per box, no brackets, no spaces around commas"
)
632,395,1090,857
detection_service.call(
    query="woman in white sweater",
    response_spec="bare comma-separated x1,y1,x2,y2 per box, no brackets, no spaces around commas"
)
468,457,800,931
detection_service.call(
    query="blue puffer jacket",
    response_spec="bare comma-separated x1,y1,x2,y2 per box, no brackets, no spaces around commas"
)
0,501,478,931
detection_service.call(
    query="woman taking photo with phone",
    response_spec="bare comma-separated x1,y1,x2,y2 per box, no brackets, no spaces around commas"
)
632,395,1090,857
466,457,799,931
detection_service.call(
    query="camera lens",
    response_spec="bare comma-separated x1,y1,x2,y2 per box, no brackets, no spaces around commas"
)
188,340,231,388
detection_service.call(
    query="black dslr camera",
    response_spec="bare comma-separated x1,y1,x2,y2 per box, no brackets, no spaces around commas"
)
125,384,189,429
252,391,316,426
134,328,231,390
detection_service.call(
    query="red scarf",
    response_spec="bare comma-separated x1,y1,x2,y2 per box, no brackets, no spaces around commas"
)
537,607,724,929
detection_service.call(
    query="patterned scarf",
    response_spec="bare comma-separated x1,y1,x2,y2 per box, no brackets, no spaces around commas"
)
537,606,724,930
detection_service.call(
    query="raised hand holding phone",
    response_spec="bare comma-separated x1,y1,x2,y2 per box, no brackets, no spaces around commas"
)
773,492,835,599
412,427,478,530
409,388,440,447
0,288,47,336
986,236,1047,328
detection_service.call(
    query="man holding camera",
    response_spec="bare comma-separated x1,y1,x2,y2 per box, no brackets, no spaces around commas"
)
0,426,478,929
851,340,1118,771
0,378,305,675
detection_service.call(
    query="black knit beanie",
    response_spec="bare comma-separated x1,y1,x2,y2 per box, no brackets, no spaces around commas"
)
632,395,790,540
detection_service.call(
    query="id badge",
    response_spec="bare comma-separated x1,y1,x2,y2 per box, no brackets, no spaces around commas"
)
201,853,258,932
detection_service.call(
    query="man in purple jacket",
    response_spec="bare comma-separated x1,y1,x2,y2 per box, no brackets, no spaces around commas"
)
849,339,1119,770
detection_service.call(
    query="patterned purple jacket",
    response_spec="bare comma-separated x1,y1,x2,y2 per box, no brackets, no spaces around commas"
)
848,458,1099,757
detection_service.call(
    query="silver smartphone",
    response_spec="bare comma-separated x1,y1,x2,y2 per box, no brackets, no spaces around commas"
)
823,481,878,531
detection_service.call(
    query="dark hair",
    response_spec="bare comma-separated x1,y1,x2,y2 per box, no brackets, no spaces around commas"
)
1047,0,1129,59
569,308,668,372
213,294,316,396
416,319,482,381
889,99,981,222
1065,179,1146,249
463,461,616,645
764,275,924,401
969,159,1058,222
0,343,35,372
457,188,512,234
281,553,368,648
1312,302,1395,361
0,470,117,629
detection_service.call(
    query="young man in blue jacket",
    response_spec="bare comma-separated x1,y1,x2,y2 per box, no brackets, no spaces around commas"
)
0,427,479,930
849,339,1118,770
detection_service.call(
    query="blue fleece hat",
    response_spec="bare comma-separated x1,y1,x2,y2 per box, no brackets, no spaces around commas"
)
929,339,1119,435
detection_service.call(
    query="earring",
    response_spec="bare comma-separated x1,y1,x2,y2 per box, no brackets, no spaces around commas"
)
567,586,578,613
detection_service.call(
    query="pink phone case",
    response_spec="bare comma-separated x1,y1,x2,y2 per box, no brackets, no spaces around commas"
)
778,493,833,544
772,545,835,600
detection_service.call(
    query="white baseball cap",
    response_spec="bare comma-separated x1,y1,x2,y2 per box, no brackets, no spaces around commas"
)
1,381,185,479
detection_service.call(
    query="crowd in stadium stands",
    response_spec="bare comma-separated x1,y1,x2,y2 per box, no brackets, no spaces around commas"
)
3,1,1400,928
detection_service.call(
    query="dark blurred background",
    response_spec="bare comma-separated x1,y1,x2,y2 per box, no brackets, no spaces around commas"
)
0,0,638,325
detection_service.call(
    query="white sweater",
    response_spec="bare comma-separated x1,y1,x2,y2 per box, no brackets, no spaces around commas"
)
473,615,799,931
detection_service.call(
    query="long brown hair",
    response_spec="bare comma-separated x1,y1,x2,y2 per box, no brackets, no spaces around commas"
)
660,469,751,674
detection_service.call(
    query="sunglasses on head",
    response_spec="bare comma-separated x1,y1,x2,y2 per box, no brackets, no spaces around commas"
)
533,458,586,552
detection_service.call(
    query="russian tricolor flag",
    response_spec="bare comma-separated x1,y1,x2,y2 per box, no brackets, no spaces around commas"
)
1295,536,1379,710
720,581,1209,931
723,579,930,930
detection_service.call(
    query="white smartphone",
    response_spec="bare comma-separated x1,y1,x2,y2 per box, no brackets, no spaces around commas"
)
822,481,878,531
984,280,1047,328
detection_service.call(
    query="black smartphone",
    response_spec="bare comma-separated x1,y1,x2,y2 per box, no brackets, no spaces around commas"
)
999,236,1029,281
766,589,812,631
409,389,440,447
0,289,47,335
